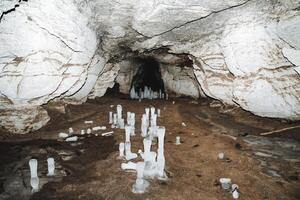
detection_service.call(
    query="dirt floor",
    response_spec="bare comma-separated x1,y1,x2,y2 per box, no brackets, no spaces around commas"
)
0,95,299,200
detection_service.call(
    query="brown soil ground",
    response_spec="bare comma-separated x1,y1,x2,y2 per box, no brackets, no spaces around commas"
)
0,95,299,200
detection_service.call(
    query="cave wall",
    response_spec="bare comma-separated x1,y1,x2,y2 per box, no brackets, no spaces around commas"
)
0,0,299,133
160,64,202,98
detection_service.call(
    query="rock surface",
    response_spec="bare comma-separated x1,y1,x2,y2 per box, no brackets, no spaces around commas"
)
0,0,300,133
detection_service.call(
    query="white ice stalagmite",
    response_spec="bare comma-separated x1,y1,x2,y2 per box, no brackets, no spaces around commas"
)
130,87,136,99
166,93,169,100
117,105,123,127
157,109,161,117
130,113,135,136
145,108,150,127
145,107,150,115
144,86,148,99
148,126,158,140
139,138,157,178
112,113,117,128
150,107,155,118
127,112,131,125
141,138,156,164
141,114,148,137
132,162,149,194
156,126,167,179
141,125,148,138
125,125,131,143
150,114,157,127
120,118,125,129
159,90,162,99
109,111,113,124
29,159,39,192
149,89,153,100
47,157,55,176
118,142,125,159
125,142,138,160
153,91,158,99
81,130,85,135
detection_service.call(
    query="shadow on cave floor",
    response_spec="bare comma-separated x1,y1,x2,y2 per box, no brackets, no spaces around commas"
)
0,96,299,200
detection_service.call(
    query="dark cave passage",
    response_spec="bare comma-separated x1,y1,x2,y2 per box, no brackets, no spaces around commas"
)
130,57,165,93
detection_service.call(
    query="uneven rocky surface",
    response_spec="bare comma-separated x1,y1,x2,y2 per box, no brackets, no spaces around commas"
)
0,0,300,133
0,96,299,200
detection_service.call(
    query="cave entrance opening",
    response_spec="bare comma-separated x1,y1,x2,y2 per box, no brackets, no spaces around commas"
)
130,57,165,98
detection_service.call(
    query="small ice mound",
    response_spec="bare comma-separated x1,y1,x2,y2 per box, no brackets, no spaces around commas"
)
175,136,181,145
117,142,125,159
218,152,225,160
121,161,137,171
219,178,231,190
58,132,68,138
232,184,239,199
66,136,78,142
233,190,239,199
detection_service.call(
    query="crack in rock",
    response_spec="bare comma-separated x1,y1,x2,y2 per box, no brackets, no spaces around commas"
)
140,0,253,38
0,0,27,22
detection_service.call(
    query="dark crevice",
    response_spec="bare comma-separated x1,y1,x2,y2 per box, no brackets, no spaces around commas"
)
130,57,165,93
0,0,28,22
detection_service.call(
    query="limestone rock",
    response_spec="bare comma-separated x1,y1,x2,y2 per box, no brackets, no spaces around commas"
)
115,60,140,94
161,65,201,98
0,106,50,134
1,0,300,133
89,63,120,98
0,0,98,133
